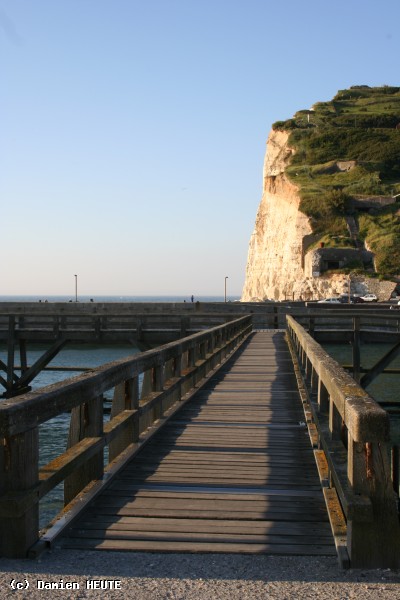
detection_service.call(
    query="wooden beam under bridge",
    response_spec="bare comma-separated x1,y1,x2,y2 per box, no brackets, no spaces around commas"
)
360,340,400,389
0,317,69,397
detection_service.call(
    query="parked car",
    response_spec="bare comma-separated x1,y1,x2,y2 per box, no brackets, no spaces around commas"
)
350,295,365,303
317,297,342,304
360,293,378,302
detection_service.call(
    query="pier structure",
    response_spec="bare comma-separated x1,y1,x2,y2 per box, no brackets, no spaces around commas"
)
0,303,399,568
0,300,400,398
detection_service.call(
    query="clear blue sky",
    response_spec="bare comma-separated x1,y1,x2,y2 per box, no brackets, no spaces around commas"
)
1,0,399,297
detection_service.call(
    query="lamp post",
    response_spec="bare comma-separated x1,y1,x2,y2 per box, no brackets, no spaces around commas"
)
348,272,353,304
224,276,228,303
74,274,78,302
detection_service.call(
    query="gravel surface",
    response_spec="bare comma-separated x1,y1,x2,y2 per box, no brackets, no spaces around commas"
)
1,549,400,599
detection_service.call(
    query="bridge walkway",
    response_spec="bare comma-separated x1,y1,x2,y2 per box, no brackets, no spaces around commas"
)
61,331,336,555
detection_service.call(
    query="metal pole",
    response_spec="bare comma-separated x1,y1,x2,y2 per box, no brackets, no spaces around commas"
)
75,274,78,302
224,276,228,303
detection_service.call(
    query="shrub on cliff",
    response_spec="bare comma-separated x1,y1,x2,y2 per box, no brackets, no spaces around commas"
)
280,85,400,277
272,119,297,130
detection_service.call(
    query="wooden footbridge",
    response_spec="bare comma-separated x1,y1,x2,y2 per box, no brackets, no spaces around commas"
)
0,307,399,569
61,331,335,557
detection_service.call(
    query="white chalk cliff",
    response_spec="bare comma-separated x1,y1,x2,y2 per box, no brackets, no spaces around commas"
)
242,131,359,301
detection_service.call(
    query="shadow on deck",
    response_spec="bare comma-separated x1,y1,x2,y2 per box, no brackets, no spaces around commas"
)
61,332,335,556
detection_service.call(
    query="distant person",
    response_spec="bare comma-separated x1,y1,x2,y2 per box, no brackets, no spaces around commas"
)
191,295,194,303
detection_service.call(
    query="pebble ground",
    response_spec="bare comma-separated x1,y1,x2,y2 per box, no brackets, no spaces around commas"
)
1,549,400,599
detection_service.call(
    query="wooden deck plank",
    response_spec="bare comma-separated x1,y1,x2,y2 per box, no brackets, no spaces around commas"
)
62,331,336,556
82,507,329,522
67,529,334,546
70,515,333,535
97,487,326,501
62,538,337,555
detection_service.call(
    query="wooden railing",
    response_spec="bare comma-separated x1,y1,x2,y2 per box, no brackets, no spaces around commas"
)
294,310,400,383
286,314,400,568
0,300,309,336
0,316,252,558
299,308,400,330
0,313,242,398
0,312,240,342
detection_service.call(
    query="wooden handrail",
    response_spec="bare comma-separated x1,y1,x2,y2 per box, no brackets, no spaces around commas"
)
0,316,252,557
0,313,242,398
286,314,400,568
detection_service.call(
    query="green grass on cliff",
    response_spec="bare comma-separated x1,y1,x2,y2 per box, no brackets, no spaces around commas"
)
272,85,400,277
358,206,400,274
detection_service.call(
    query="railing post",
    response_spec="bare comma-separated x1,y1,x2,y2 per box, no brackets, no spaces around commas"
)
64,395,104,505
347,436,400,568
152,362,164,420
171,352,183,403
188,345,196,369
209,332,219,370
7,316,15,392
0,428,39,557
304,356,312,384
310,366,318,393
173,353,182,378
136,317,143,343
317,379,329,414
196,340,207,382
164,357,174,383
208,332,215,363
392,445,400,497
153,363,164,392
309,317,315,338
329,399,342,441
180,347,192,397
180,316,189,338
109,376,139,462
19,339,28,375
